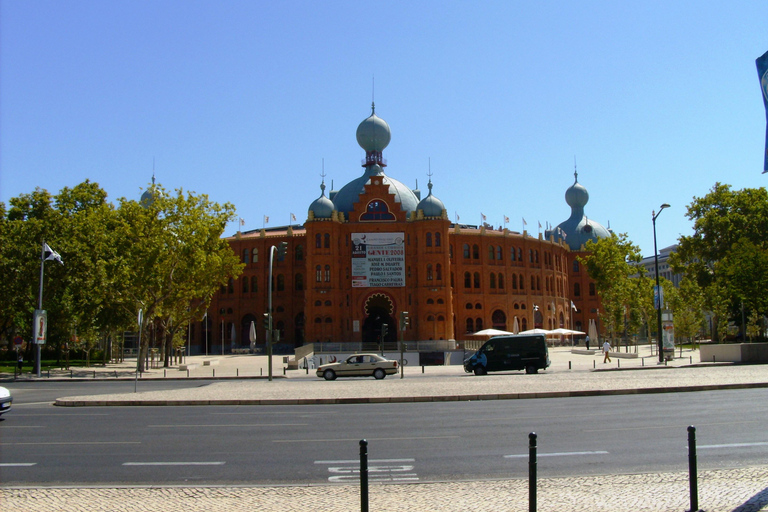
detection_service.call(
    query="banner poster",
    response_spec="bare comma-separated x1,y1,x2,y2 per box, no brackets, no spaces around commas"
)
33,309,48,345
351,232,405,288
757,50,768,173
662,320,675,352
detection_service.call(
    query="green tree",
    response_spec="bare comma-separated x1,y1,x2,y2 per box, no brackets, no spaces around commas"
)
112,184,243,372
579,233,644,344
671,183,768,341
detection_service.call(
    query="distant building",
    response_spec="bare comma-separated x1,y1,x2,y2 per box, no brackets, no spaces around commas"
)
196,105,612,354
640,245,682,288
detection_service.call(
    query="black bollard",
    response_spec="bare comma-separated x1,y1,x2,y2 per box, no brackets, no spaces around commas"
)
360,439,369,512
688,426,700,512
529,432,537,512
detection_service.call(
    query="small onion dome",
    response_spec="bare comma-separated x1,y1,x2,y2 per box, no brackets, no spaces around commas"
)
417,180,445,217
140,174,164,208
356,102,391,152
309,181,334,219
547,171,610,250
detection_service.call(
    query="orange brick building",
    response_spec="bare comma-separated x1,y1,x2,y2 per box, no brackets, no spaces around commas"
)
200,105,609,354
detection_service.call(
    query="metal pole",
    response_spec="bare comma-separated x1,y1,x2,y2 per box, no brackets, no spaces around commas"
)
359,439,369,512
688,426,700,512
652,204,669,363
529,432,537,512
268,246,276,381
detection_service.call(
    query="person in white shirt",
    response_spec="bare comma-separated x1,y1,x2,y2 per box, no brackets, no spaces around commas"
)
603,341,612,363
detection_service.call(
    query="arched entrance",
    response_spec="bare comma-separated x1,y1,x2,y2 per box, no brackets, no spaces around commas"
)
491,309,507,331
361,293,395,345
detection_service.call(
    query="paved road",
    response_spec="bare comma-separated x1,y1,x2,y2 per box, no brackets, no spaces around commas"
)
2,346,768,511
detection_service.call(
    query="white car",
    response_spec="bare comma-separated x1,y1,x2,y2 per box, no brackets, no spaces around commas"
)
0,386,11,416
316,353,398,380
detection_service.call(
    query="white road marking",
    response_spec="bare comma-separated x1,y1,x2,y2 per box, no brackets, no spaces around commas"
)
123,462,225,466
504,450,609,458
698,442,768,449
0,463,37,467
276,436,458,443
148,423,308,428
2,441,140,446
316,458,416,464
317,458,419,483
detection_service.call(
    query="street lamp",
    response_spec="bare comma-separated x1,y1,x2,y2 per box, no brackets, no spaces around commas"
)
652,203,670,363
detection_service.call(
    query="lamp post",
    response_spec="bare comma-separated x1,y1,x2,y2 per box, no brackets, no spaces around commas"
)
652,203,670,363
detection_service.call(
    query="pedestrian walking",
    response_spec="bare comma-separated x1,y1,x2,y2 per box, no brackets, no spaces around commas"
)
585,335,590,350
17,353,23,370
603,341,612,363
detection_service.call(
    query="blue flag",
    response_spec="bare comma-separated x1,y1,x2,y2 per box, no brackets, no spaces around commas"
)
757,50,768,174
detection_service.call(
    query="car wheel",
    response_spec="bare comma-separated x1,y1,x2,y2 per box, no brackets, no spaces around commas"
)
473,366,487,376
323,369,337,381
373,368,386,380
525,365,538,374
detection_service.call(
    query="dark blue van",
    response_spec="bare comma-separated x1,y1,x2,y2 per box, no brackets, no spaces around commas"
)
464,334,550,375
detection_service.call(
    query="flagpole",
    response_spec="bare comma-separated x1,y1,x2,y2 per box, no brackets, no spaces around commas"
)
36,241,46,377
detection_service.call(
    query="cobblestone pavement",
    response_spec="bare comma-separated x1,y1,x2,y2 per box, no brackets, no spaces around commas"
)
3,467,768,511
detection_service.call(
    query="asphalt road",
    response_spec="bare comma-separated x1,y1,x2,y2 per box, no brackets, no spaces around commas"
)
1,385,767,487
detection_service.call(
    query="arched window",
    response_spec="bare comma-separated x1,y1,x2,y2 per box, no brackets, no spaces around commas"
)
295,245,304,261
463,244,470,258
315,300,322,306
251,275,257,293
573,260,580,273
474,272,481,288
530,275,535,290
227,278,234,293
536,276,541,290
427,264,433,281
497,246,503,261
589,282,596,296
466,318,474,333
518,248,523,261
511,247,516,261
521,318,528,331
465,303,473,309
475,303,482,309
512,274,518,289
324,300,331,306
324,233,330,248
574,282,581,297
242,248,249,263
242,277,248,293
295,273,303,291
488,246,495,260
315,234,322,248
252,248,258,263
427,298,434,304
426,233,432,247
315,265,321,282
314,317,322,324
277,274,285,291
519,274,524,290
435,232,441,247
472,244,480,259
490,273,496,289
436,263,442,281
427,315,435,321
325,265,331,282
498,273,504,290
476,318,483,331
529,249,534,263
464,272,471,289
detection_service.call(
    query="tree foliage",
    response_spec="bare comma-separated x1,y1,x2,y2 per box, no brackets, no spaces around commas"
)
0,180,243,369
671,183,768,340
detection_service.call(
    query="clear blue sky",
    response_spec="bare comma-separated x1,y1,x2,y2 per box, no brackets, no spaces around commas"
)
2,1,766,257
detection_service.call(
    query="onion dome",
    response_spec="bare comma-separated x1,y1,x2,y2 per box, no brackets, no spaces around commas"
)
547,169,610,250
416,179,445,217
140,174,163,208
309,181,334,219
356,102,391,153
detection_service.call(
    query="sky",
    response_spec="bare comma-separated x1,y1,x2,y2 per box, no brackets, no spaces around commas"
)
1,0,767,258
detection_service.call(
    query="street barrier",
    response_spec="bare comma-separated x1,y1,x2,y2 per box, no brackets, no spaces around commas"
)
688,426,701,512
360,439,369,512
529,432,537,512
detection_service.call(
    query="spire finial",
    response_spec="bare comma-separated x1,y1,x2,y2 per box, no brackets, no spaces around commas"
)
573,156,578,182
371,75,375,114
320,159,326,194
152,157,156,185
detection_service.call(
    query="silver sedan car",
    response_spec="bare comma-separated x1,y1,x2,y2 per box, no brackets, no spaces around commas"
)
316,353,398,380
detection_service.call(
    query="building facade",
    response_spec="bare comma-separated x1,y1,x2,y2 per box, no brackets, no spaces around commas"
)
199,105,610,354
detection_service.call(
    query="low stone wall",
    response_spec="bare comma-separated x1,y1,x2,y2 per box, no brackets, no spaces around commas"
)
700,343,768,363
